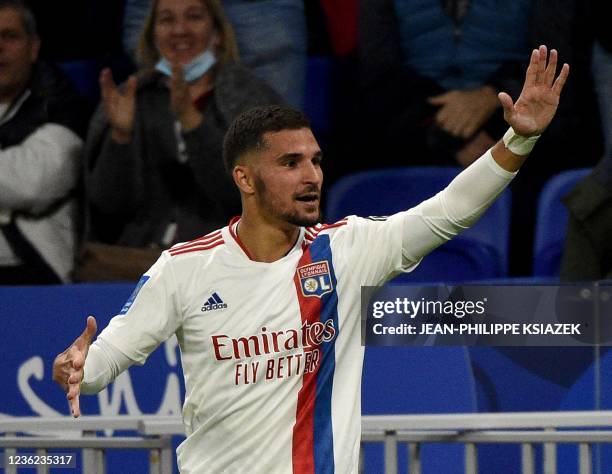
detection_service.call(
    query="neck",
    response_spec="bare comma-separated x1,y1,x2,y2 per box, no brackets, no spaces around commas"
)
236,210,300,263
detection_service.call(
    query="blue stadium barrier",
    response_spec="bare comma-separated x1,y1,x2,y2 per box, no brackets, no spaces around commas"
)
532,168,592,277
325,167,512,282
0,283,185,474
362,346,477,473
557,347,612,473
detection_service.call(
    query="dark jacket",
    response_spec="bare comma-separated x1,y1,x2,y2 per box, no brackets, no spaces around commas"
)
560,158,612,281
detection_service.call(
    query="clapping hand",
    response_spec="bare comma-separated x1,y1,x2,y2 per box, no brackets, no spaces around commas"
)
100,69,138,144
429,85,500,139
169,62,203,131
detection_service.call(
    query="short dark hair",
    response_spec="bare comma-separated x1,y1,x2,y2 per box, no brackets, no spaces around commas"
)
0,0,37,37
223,105,311,173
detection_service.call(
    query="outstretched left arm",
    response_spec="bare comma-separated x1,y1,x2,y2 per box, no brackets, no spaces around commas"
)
400,46,569,267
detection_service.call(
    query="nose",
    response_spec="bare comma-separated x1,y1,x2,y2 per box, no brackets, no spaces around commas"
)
302,160,322,186
170,18,188,35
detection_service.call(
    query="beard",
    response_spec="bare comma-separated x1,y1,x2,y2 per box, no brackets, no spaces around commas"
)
254,175,321,227
282,210,320,227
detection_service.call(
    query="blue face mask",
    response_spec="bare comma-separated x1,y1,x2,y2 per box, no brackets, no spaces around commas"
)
155,49,217,83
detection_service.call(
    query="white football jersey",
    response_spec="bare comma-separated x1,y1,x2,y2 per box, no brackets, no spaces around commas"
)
97,214,410,474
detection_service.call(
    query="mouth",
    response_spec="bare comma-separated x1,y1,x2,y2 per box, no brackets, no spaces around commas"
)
172,43,193,52
165,43,199,61
295,193,320,204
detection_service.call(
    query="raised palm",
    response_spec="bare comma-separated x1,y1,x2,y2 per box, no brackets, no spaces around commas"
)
498,45,569,137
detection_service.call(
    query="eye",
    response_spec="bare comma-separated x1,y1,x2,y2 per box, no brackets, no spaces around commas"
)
156,14,174,25
312,156,323,166
185,7,207,21
186,11,206,21
284,160,297,168
0,30,20,41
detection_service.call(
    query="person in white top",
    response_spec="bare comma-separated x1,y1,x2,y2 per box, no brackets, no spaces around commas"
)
0,0,87,284
54,46,568,473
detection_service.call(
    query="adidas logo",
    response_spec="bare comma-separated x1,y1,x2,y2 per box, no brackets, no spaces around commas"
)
201,292,228,312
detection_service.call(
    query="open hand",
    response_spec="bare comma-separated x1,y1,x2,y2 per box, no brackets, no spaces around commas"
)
498,45,569,137
52,316,97,418
100,69,137,144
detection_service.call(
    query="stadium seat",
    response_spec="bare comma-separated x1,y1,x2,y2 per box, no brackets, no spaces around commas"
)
303,55,334,140
532,168,592,277
325,167,512,282
59,56,135,106
58,59,103,104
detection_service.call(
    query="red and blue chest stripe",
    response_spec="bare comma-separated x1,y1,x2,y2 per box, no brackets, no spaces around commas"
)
292,234,339,474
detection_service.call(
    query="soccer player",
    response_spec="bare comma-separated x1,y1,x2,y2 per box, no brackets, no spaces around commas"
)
54,46,568,473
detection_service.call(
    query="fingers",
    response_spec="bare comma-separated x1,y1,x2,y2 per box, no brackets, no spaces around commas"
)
544,49,558,87
427,93,450,105
170,63,184,89
435,107,462,137
66,348,84,417
170,63,187,95
52,352,70,390
553,63,570,95
54,316,94,418
54,348,83,416
85,315,97,341
527,45,568,93
67,381,81,418
72,351,85,370
535,45,547,85
498,92,515,121
75,315,97,350
167,54,190,107
125,75,138,98
99,68,117,103
435,103,474,138
524,49,539,88
461,123,478,140
100,70,138,104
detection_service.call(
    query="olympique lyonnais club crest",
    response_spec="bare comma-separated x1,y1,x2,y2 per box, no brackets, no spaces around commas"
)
298,261,333,298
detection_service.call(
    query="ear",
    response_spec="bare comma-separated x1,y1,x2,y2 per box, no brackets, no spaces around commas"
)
233,163,255,195
30,37,41,63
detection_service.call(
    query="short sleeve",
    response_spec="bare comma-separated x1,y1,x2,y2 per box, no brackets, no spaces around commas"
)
97,252,181,364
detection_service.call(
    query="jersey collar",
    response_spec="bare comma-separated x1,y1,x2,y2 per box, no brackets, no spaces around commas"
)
226,216,305,263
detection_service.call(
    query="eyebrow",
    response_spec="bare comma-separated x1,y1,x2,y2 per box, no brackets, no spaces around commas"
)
275,151,323,163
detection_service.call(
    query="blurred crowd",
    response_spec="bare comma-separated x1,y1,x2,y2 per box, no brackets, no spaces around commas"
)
0,0,608,284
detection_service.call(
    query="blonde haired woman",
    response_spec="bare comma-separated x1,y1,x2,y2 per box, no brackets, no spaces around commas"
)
84,0,282,273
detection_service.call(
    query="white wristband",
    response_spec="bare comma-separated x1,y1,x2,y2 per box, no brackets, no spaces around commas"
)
503,127,540,156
